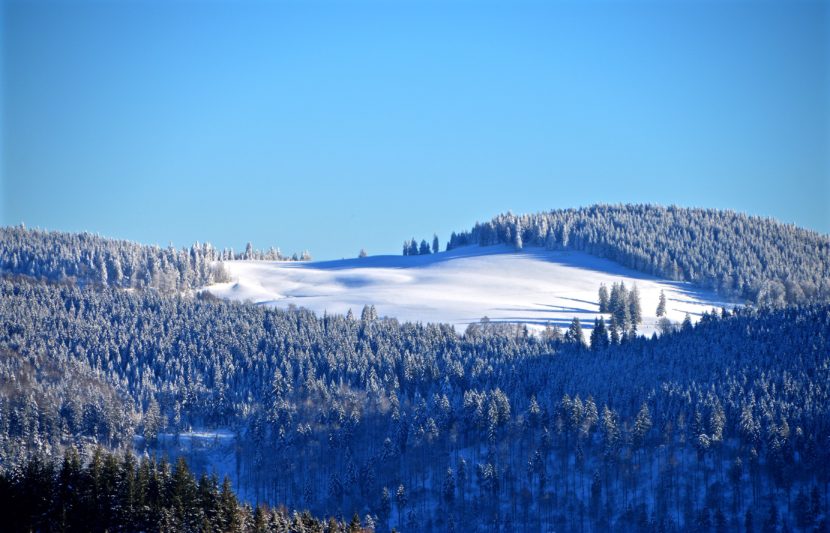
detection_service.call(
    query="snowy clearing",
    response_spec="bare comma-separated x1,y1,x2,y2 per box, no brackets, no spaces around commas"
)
204,245,731,337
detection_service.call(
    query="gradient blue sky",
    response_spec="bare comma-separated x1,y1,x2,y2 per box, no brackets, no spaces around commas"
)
2,0,828,259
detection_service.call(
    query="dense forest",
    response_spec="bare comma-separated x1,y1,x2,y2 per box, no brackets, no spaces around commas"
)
445,205,830,306
2,271,829,531
0,447,355,533
0,226,310,292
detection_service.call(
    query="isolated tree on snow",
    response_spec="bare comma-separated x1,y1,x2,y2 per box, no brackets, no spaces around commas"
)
628,283,642,324
432,234,440,254
656,290,667,317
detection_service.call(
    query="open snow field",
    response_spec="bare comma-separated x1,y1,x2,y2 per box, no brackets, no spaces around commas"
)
205,245,731,337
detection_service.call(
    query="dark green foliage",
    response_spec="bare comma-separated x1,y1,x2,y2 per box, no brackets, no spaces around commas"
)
0,449,337,533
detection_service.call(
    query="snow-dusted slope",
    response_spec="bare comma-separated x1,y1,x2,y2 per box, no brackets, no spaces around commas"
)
205,246,731,337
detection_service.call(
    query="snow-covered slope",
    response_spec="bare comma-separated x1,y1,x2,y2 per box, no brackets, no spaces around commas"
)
204,246,731,337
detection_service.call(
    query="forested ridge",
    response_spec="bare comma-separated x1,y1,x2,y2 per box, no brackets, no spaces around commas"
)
0,225,310,292
2,272,829,531
446,205,830,306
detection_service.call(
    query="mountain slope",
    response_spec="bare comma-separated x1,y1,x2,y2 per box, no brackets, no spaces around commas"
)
205,245,728,336
447,204,830,305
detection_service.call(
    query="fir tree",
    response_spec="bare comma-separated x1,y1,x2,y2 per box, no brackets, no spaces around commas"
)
590,318,610,350
656,290,667,317
565,317,586,348
598,284,610,313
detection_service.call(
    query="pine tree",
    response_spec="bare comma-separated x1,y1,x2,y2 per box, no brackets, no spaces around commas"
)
432,234,440,254
144,397,162,444
590,318,609,350
219,476,241,532
380,486,391,524
632,403,652,450
628,284,642,325
253,505,269,533
443,468,455,505
566,317,586,348
349,512,362,533
598,284,610,313
396,484,407,526
656,290,667,317
609,315,621,345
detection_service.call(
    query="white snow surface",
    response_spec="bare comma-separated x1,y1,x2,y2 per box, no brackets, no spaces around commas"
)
204,245,731,337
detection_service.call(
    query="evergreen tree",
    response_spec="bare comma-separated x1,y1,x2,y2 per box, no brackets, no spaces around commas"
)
632,403,652,450
590,318,610,350
656,290,667,317
609,315,621,345
565,317,586,348
443,468,455,505
598,284,610,313
349,512,362,533
396,484,407,526
628,284,642,325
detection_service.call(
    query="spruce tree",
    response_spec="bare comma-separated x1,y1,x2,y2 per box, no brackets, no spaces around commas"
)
590,318,609,351
566,317,586,348
656,290,667,317
598,284,610,313
628,284,642,325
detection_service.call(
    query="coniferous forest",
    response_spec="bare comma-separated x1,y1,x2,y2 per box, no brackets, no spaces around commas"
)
0,448,349,533
446,205,830,306
1,206,830,532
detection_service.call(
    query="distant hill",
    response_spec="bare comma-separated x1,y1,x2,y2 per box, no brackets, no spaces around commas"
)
0,226,308,292
446,204,830,305
207,245,726,336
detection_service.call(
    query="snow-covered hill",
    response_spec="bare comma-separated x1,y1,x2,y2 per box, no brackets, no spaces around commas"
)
204,246,731,337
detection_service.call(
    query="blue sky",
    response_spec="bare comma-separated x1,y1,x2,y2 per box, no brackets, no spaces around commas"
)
2,0,828,259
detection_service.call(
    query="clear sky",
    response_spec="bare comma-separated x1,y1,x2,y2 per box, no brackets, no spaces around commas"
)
2,0,828,259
